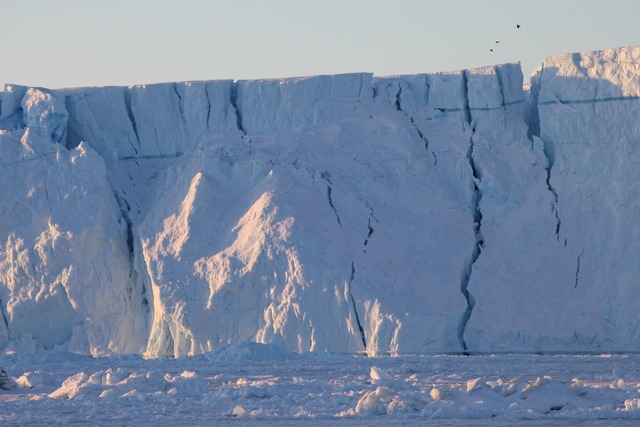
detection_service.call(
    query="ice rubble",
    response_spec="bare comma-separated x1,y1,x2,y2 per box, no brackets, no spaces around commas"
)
1,45,640,357
6,350,640,422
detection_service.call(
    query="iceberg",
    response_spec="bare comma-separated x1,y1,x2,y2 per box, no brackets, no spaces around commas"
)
1,45,640,357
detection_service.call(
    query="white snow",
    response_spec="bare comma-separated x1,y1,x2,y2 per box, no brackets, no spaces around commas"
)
2,349,640,424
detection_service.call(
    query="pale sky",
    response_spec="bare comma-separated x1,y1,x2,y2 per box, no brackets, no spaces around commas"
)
1,0,638,89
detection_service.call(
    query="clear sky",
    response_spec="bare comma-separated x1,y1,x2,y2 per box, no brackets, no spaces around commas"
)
1,0,639,89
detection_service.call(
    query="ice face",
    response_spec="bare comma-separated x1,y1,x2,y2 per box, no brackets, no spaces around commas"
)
236,73,373,134
137,104,473,356
1,46,640,356
65,80,240,165
466,46,640,352
0,130,147,355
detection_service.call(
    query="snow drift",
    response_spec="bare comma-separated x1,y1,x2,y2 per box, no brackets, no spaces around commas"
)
1,46,640,357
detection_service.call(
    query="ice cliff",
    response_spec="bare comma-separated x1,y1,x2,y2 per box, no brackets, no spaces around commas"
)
1,46,639,357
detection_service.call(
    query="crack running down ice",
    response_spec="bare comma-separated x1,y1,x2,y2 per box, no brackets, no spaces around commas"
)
348,261,366,349
459,129,482,353
527,65,563,243
0,295,9,334
123,88,140,155
389,82,433,156
458,72,481,353
574,249,585,289
230,82,245,135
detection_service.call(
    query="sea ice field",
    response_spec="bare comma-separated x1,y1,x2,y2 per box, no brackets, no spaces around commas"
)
2,342,640,425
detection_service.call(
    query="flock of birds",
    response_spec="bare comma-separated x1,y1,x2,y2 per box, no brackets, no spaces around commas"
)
490,24,521,52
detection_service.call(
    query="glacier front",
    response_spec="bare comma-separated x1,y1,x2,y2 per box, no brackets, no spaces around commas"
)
1,46,639,357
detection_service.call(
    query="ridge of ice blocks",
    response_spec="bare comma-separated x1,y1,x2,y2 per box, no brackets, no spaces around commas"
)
1,45,640,357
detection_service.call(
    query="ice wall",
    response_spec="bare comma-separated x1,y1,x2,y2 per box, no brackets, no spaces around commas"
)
536,47,640,350
466,46,640,352
65,81,239,163
236,73,373,134
1,46,640,357
137,72,477,356
64,74,375,163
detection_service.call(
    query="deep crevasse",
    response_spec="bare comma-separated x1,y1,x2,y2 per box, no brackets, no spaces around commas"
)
1,46,640,356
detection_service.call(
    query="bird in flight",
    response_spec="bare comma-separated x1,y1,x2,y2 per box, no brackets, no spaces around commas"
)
490,24,522,53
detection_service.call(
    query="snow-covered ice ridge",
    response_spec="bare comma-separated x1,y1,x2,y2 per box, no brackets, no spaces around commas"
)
1,46,640,357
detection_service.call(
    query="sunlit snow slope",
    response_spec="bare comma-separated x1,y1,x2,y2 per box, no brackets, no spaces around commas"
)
1,46,639,357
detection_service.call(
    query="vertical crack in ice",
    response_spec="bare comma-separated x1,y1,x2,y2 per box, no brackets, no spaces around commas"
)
527,66,542,142
173,83,186,125
541,137,562,242
542,149,562,242
0,295,9,334
410,117,431,152
204,83,212,132
574,249,585,289
326,186,342,228
113,190,135,256
527,65,563,243
392,81,433,159
321,172,343,229
230,81,246,135
318,174,364,349
62,95,72,148
424,79,431,106
92,262,101,288
553,203,562,242
364,200,378,222
348,261,367,349
394,84,402,111
459,131,482,353
362,201,378,251
112,189,148,309
363,218,374,248
123,88,140,155
151,119,162,155
461,71,473,124
495,65,508,110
